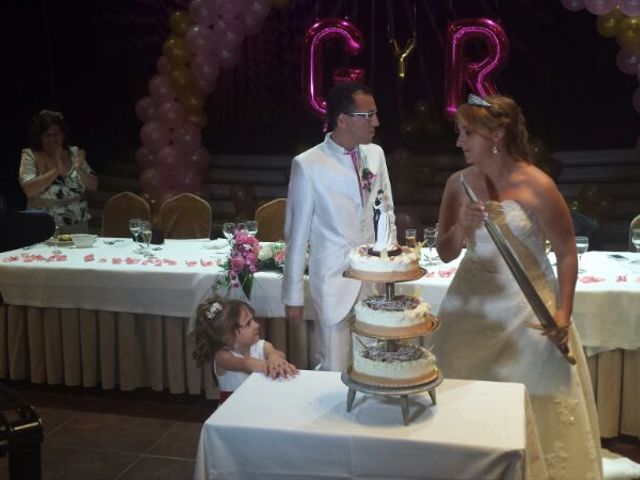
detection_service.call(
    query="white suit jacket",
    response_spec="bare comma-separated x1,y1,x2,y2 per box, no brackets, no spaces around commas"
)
282,133,395,326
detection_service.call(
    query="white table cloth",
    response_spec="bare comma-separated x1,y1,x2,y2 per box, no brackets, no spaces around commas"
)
194,371,546,480
1,242,638,437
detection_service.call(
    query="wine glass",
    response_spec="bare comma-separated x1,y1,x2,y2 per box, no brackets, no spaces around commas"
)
423,227,438,265
246,220,258,237
51,223,62,255
632,228,640,252
129,218,142,250
575,236,589,274
222,222,236,242
140,220,153,256
236,222,247,234
631,228,640,264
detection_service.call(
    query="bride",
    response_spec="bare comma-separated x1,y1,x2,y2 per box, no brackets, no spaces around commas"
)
433,94,602,479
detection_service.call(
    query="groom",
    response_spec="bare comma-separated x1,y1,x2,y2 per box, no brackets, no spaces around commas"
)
282,82,396,371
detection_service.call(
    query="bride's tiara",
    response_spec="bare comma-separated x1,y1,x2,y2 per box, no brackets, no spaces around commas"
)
39,109,64,119
467,94,491,108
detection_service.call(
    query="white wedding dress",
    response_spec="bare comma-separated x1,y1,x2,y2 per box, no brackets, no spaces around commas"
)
433,200,602,480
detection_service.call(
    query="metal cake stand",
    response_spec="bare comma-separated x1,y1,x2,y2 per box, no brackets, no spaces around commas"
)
341,370,444,426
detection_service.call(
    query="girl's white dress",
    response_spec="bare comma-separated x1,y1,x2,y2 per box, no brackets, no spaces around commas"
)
214,339,265,393
432,200,602,480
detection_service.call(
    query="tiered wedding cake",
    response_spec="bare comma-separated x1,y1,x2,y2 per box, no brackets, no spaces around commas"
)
346,191,439,387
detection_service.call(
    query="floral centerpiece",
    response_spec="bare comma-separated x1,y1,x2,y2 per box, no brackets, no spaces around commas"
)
257,241,286,272
217,230,260,298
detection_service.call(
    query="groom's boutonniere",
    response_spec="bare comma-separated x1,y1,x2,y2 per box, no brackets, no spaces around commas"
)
360,153,377,193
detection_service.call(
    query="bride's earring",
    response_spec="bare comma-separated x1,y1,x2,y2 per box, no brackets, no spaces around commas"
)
492,144,499,155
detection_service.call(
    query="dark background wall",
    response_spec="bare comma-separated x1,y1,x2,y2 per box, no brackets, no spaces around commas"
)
1,0,639,211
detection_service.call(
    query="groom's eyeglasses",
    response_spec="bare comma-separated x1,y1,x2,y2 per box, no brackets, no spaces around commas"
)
345,110,378,119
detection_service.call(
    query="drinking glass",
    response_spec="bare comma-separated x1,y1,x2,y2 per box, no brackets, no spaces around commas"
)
575,236,589,274
222,222,236,242
246,220,258,237
236,222,247,234
632,228,640,253
405,228,417,248
140,220,153,256
51,223,62,254
631,228,640,264
423,227,438,265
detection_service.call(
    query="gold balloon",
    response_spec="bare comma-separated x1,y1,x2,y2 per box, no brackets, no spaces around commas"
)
165,42,192,68
617,16,640,51
187,111,207,129
180,91,206,113
170,67,194,94
169,10,190,36
596,7,625,38
163,34,183,53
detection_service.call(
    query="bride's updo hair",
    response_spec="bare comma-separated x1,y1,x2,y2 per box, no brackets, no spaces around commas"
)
456,95,532,163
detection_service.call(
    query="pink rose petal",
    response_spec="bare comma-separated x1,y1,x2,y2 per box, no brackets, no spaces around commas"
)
84,254,95,262
112,258,122,265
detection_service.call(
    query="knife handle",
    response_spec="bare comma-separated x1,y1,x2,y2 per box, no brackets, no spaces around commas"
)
559,344,577,365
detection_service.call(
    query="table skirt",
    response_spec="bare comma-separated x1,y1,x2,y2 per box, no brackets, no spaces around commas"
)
1,303,637,438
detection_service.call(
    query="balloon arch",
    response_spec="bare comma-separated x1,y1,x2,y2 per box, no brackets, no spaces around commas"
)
135,1,514,203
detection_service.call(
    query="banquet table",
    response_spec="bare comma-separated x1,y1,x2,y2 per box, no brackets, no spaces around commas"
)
194,371,546,480
0,240,638,437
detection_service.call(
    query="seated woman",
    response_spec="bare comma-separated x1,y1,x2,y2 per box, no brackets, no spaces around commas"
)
19,110,98,234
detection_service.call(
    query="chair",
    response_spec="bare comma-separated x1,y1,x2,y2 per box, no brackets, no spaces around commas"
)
159,193,212,239
630,214,640,251
101,192,150,238
255,198,286,242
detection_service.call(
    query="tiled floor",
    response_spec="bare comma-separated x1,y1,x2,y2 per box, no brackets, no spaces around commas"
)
0,382,217,480
1,381,639,479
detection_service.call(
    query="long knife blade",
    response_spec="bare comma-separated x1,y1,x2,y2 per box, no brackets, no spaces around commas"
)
459,175,576,365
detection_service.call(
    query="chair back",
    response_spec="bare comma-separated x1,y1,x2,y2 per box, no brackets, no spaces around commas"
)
630,214,640,251
159,193,212,239
101,192,150,238
255,198,286,242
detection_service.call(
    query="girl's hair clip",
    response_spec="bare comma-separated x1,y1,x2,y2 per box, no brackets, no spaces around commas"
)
467,94,491,108
205,301,223,319
39,109,64,119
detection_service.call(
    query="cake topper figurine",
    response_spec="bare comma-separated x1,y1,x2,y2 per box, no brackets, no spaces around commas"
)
372,190,393,252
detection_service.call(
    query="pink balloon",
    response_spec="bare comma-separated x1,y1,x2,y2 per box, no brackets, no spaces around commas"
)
621,0,640,16
157,189,181,206
156,56,172,75
217,1,242,18
191,54,220,83
633,86,640,114
303,18,365,119
189,0,218,27
185,24,216,54
444,18,510,119
212,17,245,52
242,13,265,35
561,0,585,11
140,121,171,151
156,100,187,128
135,96,157,123
136,146,156,170
585,0,615,14
173,168,202,193
244,0,271,22
616,48,640,75
186,146,211,171
140,166,171,197
218,45,242,68
156,144,186,168
148,74,175,103
172,123,202,153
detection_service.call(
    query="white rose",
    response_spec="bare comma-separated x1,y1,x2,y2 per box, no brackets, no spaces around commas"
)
258,244,273,261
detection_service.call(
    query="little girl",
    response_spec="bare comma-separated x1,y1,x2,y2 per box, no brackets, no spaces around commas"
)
194,298,298,403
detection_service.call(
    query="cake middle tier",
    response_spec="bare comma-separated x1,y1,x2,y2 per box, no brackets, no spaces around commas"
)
355,294,432,328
